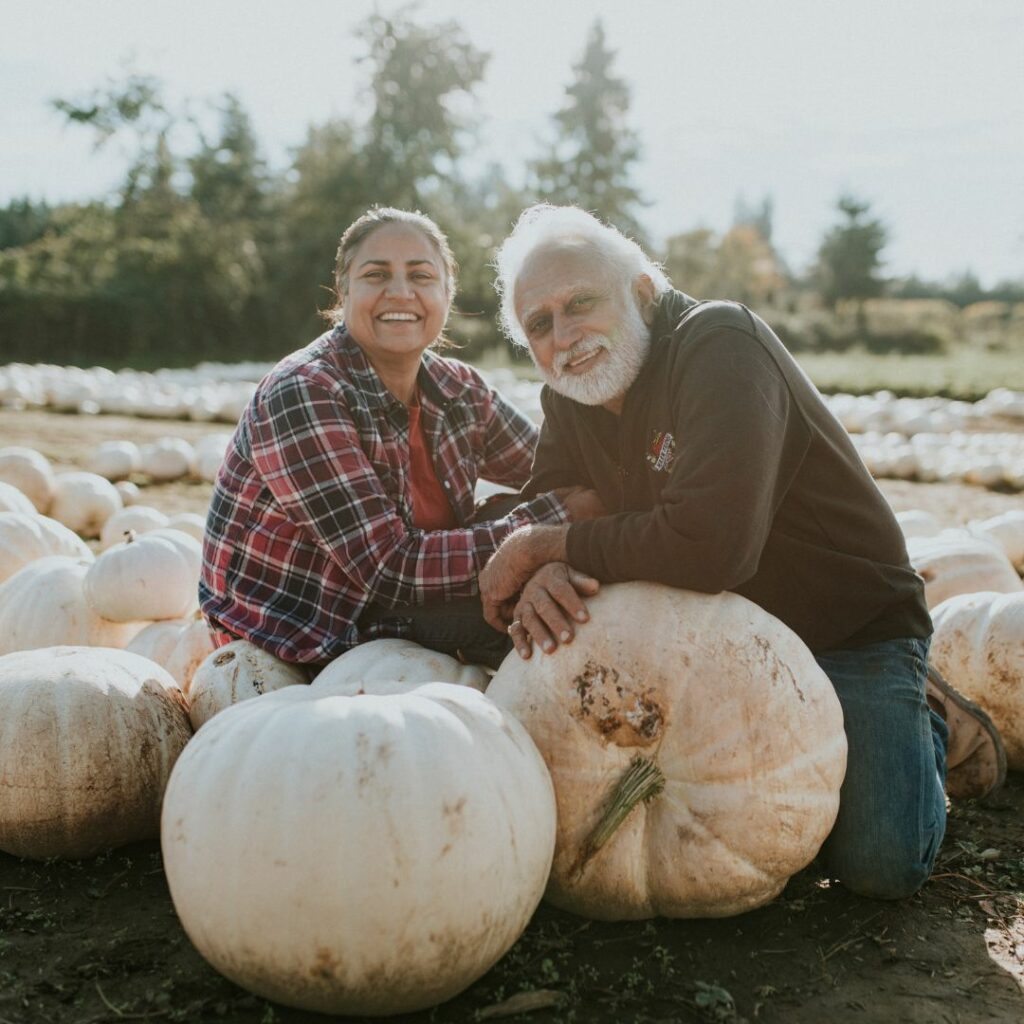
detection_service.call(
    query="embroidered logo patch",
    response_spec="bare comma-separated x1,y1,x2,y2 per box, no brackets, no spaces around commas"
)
646,430,676,472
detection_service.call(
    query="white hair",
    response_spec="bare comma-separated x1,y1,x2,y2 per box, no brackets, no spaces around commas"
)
493,204,672,348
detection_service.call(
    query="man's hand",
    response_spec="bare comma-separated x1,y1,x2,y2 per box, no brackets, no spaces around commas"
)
506,562,600,659
479,525,570,632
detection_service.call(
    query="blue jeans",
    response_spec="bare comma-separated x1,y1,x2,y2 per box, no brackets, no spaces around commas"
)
815,636,948,900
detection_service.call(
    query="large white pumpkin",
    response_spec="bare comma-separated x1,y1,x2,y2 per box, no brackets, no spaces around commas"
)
931,591,1024,769
49,471,123,539
906,532,1023,609
0,646,192,858
0,556,147,656
487,582,847,921
84,531,201,622
0,447,55,513
313,638,489,695
146,528,203,581
99,505,170,550
0,481,36,516
161,682,556,1015
187,641,308,729
0,511,94,585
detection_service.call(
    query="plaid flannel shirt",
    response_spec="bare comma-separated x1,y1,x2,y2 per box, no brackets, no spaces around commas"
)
199,326,567,665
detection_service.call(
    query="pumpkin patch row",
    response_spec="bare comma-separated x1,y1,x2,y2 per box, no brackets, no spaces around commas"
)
4,361,1024,430
853,429,1024,490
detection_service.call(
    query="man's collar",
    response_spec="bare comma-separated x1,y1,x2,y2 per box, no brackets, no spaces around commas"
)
650,288,701,341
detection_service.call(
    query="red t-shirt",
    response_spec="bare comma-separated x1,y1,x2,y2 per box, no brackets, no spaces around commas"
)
407,402,457,531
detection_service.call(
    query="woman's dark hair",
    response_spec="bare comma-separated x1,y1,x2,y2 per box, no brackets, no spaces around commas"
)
323,208,459,344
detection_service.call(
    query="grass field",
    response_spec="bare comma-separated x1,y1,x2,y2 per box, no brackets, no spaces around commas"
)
794,347,1024,400
472,340,1024,402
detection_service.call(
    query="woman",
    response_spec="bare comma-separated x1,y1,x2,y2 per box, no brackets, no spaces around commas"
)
200,207,598,669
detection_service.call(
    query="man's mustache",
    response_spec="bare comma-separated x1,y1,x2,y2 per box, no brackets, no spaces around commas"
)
552,336,610,377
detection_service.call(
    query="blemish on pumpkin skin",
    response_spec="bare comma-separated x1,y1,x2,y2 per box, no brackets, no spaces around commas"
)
309,947,339,981
442,797,466,817
570,660,663,747
753,635,805,704
676,823,697,844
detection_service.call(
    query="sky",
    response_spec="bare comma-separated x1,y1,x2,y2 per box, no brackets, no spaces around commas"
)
2,0,1023,286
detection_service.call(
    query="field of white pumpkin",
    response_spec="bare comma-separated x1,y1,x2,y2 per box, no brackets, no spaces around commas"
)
1,360,1023,1015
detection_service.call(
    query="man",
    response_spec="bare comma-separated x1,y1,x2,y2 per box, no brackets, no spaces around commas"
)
479,204,1005,901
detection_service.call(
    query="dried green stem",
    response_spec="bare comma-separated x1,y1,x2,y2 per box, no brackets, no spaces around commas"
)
571,755,665,879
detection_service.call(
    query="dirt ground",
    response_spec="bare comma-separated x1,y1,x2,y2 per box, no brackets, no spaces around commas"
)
1,408,1023,1024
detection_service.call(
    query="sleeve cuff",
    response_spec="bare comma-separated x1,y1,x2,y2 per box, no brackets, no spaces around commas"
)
514,491,570,528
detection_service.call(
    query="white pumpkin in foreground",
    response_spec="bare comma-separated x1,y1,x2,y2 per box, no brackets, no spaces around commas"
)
0,556,147,656
0,447,55,513
0,646,192,858
487,582,847,921
188,641,307,729
906,532,1023,609
0,511,93,585
84,531,200,622
99,505,170,550
931,591,1024,769
146,528,203,581
0,481,36,516
161,682,555,1015
313,638,489,694
49,471,123,539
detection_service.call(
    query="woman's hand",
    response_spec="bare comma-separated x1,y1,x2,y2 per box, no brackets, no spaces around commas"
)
505,562,600,660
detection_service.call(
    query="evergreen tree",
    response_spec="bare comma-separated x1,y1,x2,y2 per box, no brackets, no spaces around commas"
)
0,199,53,251
358,7,488,209
189,94,271,222
733,194,774,244
816,194,888,312
530,20,646,239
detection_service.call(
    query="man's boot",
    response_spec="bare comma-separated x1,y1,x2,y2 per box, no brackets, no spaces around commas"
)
926,664,1007,800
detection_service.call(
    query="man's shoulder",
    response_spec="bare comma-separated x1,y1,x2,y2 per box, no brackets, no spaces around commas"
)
666,298,756,340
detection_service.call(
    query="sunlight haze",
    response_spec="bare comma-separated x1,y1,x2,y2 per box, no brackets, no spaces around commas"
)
3,0,1022,284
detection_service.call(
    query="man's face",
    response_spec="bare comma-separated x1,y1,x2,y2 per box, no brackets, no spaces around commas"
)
513,242,652,408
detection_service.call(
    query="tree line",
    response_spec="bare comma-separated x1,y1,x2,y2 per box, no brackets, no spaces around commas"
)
1,11,1020,368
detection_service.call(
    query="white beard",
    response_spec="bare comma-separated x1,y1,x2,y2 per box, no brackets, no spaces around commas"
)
537,298,651,407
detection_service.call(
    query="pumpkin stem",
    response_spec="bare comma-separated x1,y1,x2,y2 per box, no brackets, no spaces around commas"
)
571,755,665,879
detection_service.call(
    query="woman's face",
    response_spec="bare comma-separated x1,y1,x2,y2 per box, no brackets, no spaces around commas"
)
344,223,451,369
